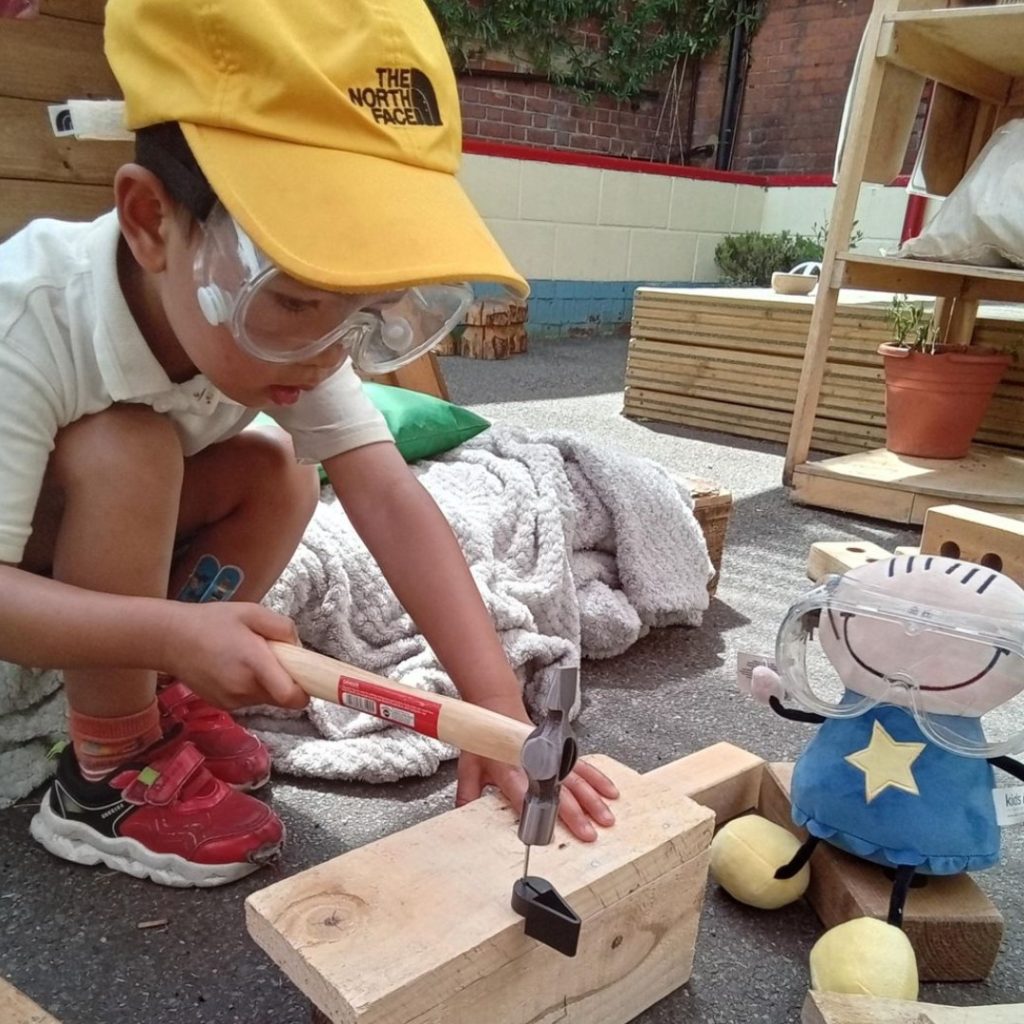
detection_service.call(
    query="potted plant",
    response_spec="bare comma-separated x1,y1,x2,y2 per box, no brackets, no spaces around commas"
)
878,295,1012,459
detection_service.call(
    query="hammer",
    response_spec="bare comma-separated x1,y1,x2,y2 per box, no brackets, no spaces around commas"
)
269,643,582,956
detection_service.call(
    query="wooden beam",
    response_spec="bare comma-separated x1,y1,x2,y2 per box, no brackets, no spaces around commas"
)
0,976,62,1024
248,746,763,1024
803,990,1024,1024
760,763,1003,982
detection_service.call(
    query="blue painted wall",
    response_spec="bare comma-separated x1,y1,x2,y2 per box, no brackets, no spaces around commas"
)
526,279,719,338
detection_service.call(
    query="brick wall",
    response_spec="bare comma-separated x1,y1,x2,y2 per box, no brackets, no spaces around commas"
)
457,78,664,160
455,0,910,177
688,0,873,174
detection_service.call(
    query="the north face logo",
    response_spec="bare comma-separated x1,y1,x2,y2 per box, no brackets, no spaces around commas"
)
348,68,443,126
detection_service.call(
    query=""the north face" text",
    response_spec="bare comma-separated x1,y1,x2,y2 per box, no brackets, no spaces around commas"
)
348,67,443,126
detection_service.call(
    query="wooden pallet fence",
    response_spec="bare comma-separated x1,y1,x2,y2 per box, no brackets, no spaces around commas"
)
623,289,1024,455
1,1,128,241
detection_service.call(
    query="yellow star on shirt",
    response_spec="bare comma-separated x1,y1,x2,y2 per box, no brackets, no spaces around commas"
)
845,720,926,803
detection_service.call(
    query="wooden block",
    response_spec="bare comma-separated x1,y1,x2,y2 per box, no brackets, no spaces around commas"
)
0,976,62,1024
892,545,920,558
248,746,764,1024
806,540,895,581
803,990,1024,1024
759,763,1003,982
646,741,763,826
920,503,1024,587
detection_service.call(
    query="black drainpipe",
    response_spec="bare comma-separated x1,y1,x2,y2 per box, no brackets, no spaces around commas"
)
715,10,750,171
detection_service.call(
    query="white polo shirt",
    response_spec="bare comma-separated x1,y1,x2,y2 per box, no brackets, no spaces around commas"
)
0,211,392,564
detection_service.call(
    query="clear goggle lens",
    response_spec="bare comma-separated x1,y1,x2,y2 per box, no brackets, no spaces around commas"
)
193,204,475,372
776,574,1024,757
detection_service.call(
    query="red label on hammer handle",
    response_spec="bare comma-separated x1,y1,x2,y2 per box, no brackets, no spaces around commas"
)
337,676,441,739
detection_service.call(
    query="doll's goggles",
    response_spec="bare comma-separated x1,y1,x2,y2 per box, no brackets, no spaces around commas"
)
775,575,1024,758
193,204,473,372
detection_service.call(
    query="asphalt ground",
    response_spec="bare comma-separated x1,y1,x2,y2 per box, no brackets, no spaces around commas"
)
2,334,1021,1022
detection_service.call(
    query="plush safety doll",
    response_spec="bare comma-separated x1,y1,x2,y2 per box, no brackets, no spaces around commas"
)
711,554,1024,999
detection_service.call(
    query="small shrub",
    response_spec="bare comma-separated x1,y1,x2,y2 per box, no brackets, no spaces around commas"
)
713,221,864,287
713,230,821,287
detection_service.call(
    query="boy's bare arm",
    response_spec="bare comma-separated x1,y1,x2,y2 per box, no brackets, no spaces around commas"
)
0,564,306,707
323,442,529,713
323,442,618,838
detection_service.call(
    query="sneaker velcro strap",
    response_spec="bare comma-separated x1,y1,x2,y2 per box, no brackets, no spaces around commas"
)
124,741,207,807
156,680,199,713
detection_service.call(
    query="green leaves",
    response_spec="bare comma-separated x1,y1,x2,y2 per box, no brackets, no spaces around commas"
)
428,0,763,102
714,231,823,288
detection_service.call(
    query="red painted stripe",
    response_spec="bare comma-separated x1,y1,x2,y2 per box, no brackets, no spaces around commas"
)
900,192,928,243
462,141,912,191
462,140,767,185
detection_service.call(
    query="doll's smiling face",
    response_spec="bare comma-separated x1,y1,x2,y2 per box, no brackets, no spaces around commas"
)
816,556,1024,719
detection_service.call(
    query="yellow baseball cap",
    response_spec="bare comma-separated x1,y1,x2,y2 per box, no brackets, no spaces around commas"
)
104,0,528,297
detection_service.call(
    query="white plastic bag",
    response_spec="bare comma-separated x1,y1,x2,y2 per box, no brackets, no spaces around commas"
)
899,118,1024,268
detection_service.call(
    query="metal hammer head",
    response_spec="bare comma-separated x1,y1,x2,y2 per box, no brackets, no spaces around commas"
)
517,666,579,849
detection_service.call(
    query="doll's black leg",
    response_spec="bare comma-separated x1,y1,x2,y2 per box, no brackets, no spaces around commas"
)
774,836,819,880
887,865,917,927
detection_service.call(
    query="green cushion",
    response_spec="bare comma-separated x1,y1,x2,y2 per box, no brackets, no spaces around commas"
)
361,382,490,462
254,382,490,470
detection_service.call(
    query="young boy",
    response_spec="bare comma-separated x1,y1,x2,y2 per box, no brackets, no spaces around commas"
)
0,0,616,887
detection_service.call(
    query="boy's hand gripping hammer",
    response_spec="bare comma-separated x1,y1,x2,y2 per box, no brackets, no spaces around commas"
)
269,644,583,956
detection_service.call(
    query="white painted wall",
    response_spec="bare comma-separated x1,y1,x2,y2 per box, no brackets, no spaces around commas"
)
760,183,911,257
457,152,914,281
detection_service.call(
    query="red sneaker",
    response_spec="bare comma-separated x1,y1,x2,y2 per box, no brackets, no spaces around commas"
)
30,734,283,887
157,679,271,791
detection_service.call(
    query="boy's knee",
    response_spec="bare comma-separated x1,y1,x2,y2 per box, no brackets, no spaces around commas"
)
50,405,184,493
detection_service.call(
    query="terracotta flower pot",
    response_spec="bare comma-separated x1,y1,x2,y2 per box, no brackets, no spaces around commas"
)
878,343,1012,459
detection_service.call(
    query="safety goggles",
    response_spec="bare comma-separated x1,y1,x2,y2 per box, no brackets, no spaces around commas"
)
193,203,473,372
775,572,1024,758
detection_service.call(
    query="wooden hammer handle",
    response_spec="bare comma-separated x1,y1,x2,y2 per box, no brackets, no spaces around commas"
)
269,642,533,767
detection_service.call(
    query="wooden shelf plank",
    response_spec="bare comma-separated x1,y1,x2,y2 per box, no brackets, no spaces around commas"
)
885,6,1024,80
837,253,1024,303
879,19,1013,106
792,446,1024,523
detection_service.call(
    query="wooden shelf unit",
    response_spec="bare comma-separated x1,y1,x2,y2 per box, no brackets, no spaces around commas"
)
784,0,1024,524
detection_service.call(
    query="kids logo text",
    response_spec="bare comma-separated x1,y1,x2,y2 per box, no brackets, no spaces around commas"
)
348,68,443,126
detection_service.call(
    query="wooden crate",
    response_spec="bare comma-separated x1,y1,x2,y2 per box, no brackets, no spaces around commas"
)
623,287,1024,456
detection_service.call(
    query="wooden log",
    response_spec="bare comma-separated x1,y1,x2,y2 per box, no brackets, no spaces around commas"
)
919,503,1024,587
463,297,528,326
248,744,764,1024
759,763,1003,983
803,990,1024,1024
459,324,528,360
0,976,62,1024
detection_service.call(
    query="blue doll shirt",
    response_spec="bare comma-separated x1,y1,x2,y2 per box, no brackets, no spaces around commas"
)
790,700,999,874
